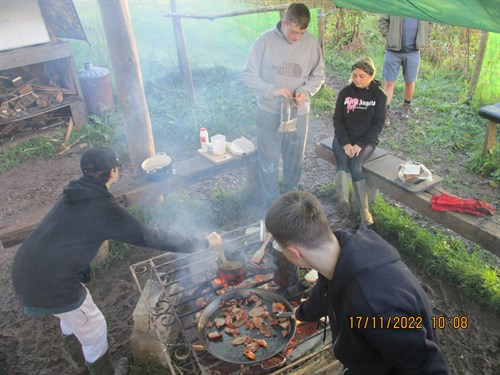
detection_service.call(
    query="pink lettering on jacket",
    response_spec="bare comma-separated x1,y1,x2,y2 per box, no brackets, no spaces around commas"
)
344,97,359,113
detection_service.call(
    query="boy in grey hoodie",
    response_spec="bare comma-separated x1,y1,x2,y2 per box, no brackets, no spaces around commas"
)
242,3,325,210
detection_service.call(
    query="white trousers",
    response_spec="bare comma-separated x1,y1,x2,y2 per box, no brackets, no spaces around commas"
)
53,286,108,363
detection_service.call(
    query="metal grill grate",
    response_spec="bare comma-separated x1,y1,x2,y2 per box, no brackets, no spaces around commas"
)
130,222,332,374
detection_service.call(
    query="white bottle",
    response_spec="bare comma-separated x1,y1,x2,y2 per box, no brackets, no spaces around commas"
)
200,128,209,152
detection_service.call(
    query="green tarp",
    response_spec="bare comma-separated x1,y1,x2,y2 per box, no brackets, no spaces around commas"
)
332,0,500,33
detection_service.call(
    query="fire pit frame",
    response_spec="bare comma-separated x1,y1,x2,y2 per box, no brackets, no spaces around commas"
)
130,222,332,374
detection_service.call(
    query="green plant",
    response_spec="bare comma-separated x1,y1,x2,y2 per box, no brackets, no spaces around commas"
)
0,113,122,174
0,137,62,173
372,197,500,312
311,85,335,114
465,144,500,187
317,181,337,200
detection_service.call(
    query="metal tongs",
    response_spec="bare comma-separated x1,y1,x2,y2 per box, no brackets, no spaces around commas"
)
270,310,295,319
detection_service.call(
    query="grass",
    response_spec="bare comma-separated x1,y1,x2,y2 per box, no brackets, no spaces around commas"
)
372,197,500,312
0,114,122,173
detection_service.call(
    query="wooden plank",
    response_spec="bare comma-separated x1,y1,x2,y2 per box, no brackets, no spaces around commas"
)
315,139,499,255
363,154,443,193
0,205,50,248
0,42,72,70
317,137,389,165
197,149,235,164
114,152,257,206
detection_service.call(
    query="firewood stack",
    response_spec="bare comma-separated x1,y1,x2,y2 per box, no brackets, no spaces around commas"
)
1,77,76,119
0,73,76,144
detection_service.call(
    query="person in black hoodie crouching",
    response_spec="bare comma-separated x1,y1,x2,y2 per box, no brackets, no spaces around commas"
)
265,191,449,375
332,57,386,226
12,147,222,375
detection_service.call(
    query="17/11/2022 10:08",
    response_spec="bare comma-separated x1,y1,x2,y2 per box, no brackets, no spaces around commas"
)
348,315,469,330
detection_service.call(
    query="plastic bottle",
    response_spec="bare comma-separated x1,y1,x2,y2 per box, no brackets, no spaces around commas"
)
200,128,209,152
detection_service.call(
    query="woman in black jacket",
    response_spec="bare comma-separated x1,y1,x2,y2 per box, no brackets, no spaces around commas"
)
332,57,386,225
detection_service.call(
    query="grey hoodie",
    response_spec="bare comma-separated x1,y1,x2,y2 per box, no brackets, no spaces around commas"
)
242,21,325,115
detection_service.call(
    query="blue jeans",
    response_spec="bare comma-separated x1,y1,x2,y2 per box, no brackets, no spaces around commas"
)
332,136,375,182
256,107,309,207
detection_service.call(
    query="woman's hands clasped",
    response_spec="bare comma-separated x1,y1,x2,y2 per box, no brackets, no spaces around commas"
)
343,144,362,158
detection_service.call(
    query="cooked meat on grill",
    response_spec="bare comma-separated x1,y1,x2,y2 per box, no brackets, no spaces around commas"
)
225,315,234,328
252,316,264,329
272,301,286,312
245,319,254,330
223,305,239,315
243,351,256,360
203,292,293,360
213,317,226,328
234,308,249,323
278,320,290,329
224,327,241,336
231,334,250,346
249,305,267,317
244,341,260,353
259,323,274,338
254,338,268,348
207,331,223,341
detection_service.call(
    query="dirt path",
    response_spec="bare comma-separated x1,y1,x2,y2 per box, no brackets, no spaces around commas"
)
0,115,499,374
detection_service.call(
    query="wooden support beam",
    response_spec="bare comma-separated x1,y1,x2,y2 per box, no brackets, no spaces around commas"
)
170,0,195,105
97,0,155,175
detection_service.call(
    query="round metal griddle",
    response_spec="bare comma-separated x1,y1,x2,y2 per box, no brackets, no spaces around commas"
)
197,288,296,364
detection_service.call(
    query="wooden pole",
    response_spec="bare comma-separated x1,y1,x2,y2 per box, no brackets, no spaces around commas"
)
163,4,288,20
467,31,489,102
97,0,155,175
170,0,196,105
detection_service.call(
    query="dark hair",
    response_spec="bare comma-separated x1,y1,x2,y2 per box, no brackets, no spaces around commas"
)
84,170,112,185
284,3,311,29
351,57,376,76
265,191,332,249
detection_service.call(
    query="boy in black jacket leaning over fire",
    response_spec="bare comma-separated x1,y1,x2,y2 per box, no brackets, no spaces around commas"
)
12,147,222,375
265,191,449,374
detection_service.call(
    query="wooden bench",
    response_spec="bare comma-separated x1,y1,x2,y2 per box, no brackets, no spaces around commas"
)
0,152,257,249
478,102,499,154
315,137,500,256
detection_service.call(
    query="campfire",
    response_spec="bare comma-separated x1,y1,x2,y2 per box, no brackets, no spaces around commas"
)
130,222,333,374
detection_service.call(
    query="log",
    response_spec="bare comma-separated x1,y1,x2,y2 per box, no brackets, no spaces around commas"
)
163,4,288,20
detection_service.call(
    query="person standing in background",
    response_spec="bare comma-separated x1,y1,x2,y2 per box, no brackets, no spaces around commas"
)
242,3,325,211
378,15,431,125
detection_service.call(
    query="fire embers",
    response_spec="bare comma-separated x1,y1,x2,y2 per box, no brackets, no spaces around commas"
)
205,292,291,360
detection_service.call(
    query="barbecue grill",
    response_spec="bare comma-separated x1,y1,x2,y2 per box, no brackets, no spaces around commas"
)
130,222,333,374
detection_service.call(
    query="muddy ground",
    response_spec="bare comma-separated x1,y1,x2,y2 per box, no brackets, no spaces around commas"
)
0,111,499,374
